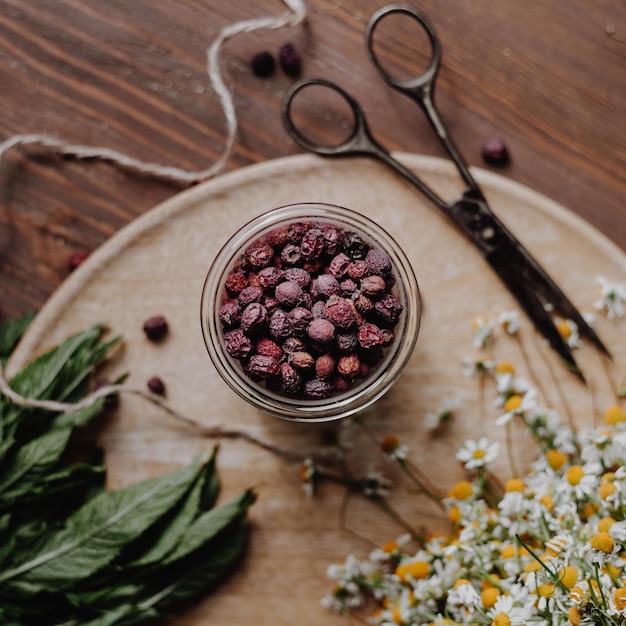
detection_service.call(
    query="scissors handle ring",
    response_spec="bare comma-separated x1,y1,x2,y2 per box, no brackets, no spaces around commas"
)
281,78,373,157
366,3,441,94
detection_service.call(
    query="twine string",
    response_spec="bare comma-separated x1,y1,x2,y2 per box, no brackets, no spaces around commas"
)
0,360,305,462
0,0,307,185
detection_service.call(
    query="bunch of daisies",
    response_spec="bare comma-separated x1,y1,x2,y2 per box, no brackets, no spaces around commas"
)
321,278,626,626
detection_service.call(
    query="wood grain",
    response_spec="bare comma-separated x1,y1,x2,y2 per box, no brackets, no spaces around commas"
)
0,0,625,320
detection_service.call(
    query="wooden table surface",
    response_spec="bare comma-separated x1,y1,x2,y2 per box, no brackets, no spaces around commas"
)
0,0,625,321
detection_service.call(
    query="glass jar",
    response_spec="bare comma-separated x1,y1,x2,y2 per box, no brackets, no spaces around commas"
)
201,202,421,422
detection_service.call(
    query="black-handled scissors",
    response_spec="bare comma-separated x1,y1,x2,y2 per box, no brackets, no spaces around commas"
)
281,3,610,380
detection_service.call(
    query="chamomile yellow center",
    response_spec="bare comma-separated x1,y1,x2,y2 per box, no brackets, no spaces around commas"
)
589,531,615,554
565,465,584,486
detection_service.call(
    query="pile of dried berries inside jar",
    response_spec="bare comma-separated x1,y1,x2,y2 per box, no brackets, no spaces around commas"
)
217,220,405,400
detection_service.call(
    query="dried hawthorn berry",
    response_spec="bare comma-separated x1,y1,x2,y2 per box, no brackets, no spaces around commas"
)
256,337,283,360
310,274,340,301
251,50,276,78
287,307,313,336
300,228,325,260
365,249,392,275
323,295,356,330
322,226,343,255
307,318,335,344
332,375,353,393
481,137,510,166
282,336,306,354
315,353,336,380
245,241,274,268
280,243,301,266
348,260,370,280
224,329,254,359
339,278,357,296
240,303,268,335
289,350,315,371
303,379,334,399
275,280,303,308
279,43,302,77
358,322,384,349
335,331,358,354
375,294,404,325
257,266,283,290
216,217,407,402
224,272,248,295
286,221,309,242
265,227,288,248
360,275,386,298
311,300,326,320
69,250,89,271
269,309,291,340
381,328,395,347
245,354,281,380
337,353,360,379
328,253,351,278
352,292,375,315
280,362,302,394
343,231,369,260
218,300,242,328
147,376,166,395
283,267,311,288
143,315,168,341
238,285,263,308
262,295,281,314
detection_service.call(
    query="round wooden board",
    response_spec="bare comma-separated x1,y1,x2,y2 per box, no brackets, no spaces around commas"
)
8,154,626,625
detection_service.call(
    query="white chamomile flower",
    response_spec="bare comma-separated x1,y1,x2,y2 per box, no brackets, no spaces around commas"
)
555,317,581,349
498,310,521,335
495,388,538,426
299,458,316,498
456,437,499,470
556,462,602,501
380,435,409,461
594,276,626,319
423,396,460,430
461,354,496,378
487,594,532,625
472,316,495,349
586,531,619,565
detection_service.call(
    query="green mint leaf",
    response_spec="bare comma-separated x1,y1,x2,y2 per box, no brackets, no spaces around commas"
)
0,460,202,591
139,516,251,618
123,449,221,571
5,324,104,402
0,313,35,365
161,488,256,566
0,425,73,504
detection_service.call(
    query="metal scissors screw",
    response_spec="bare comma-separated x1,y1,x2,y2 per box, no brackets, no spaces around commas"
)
281,3,610,380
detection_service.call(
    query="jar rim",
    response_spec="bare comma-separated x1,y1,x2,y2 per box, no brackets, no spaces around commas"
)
200,202,421,422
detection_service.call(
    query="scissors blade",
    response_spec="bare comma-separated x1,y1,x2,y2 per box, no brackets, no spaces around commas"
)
447,196,610,374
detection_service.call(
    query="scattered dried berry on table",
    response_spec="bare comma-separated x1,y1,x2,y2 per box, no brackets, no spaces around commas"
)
143,315,169,341
68,251,89,271
147,376,166,395
251,51,275,77
480,137,510,166
216,220,405,400
278,43,302,77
